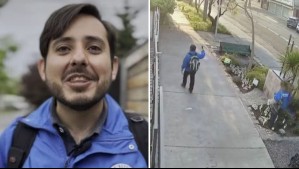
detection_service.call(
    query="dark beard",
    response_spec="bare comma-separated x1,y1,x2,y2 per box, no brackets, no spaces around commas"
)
46,79,111,111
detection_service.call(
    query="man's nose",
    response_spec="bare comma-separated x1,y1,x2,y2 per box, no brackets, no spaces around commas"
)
70,48,88,66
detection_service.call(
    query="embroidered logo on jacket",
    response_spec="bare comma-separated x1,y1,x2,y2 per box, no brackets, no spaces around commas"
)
111,163,132,168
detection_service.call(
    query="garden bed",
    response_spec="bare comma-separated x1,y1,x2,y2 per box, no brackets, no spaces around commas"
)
248,104,299,137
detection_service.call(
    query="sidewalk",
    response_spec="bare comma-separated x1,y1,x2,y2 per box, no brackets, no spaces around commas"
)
158,7,274,168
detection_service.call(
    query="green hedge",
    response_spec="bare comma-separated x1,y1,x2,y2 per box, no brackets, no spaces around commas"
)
246,67,269,90
177,1,230,34
220,54,241,66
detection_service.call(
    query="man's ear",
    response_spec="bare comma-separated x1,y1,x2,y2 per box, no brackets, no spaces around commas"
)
37,59,46,81
112,56,119,81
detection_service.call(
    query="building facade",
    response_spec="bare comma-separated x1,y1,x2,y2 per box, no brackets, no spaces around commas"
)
268,0,299,18
120,42,148,118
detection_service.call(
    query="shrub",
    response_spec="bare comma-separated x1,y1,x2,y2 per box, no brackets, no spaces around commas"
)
289,98,299,114
293,126,299,135
219,25,231,35
222,53,241,66
225,67,233,74
177,1,229,34
246,71,265,90
246,66,269,90
151,0,176,14
232,76,242,85
251,66,268,75
220,56,226,63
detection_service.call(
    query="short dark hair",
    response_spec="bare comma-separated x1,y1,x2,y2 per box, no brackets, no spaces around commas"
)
190,44,196,51
39,3,116,60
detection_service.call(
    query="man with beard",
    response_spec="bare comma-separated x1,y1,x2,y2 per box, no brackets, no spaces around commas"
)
0,3,147,168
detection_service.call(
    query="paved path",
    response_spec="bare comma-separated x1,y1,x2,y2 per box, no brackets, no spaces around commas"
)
159,7,274,168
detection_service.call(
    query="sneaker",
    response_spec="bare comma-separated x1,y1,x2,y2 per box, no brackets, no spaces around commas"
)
189,89,192,93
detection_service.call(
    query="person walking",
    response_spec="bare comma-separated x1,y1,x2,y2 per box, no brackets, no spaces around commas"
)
181,44,205,93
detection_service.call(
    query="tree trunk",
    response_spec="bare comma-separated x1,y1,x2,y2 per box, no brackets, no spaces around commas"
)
207,0,216,31
203,0,208,21
198,0,204,8
210,15,217,32
207,0,213,20
244,0,255,70
195,0,198,13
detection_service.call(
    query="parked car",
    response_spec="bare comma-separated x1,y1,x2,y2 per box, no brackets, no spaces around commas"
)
296,23,299,33
287,16,299,28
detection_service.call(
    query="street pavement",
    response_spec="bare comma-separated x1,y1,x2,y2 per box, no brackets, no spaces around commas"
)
158,7,274,168
206,0,283,69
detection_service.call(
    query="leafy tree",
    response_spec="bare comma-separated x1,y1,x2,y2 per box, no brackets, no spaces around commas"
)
116,1,137,58
150,0,176,22
0,36,19,95
20,63,51,107
280,51,299,85
207,0,238,32
0,0,8,7
279,51,299,97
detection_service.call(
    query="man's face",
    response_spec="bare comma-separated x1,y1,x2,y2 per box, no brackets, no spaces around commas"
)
38,14,118,111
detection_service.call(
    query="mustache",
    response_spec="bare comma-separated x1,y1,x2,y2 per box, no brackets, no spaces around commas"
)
62,66,98,81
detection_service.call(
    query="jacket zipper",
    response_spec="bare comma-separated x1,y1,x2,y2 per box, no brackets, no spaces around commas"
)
64,156,73,168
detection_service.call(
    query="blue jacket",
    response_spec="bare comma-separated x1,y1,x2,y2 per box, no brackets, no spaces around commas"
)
181,50,205,72
274,89,292,110
0,95,147,168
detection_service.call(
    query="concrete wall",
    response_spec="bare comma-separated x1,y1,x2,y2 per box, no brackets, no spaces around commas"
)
263,69,282,99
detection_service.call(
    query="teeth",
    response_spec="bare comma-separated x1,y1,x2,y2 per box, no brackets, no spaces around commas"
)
69,76,88,82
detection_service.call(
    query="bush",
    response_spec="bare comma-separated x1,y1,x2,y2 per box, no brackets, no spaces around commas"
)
232,76,242,85
177,1,229,34
225,67,233,74
221,53,241,66
293,126,299,135
246,66,269,90
218,25,231,34
21,63,52,107
289,98,299,114
246,71,265,90
193,22,210,31
151,0,176,14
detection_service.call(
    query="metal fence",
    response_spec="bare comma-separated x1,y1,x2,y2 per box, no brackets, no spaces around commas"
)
150,7,162,168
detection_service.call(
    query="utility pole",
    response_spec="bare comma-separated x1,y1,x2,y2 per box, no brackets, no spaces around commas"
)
215,0,220,38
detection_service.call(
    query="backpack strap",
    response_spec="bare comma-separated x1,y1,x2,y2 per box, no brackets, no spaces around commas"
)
7,122,38,168
7,113,148,167
124,112,148,165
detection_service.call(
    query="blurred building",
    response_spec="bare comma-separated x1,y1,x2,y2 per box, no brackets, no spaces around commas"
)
120,41,148,118
268,0,299,18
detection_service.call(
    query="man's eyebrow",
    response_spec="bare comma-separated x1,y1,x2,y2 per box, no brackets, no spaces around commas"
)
52,37,74,47
85,36,105,45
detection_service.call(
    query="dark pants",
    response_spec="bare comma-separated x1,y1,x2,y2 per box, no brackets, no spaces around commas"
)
182,71,196,92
